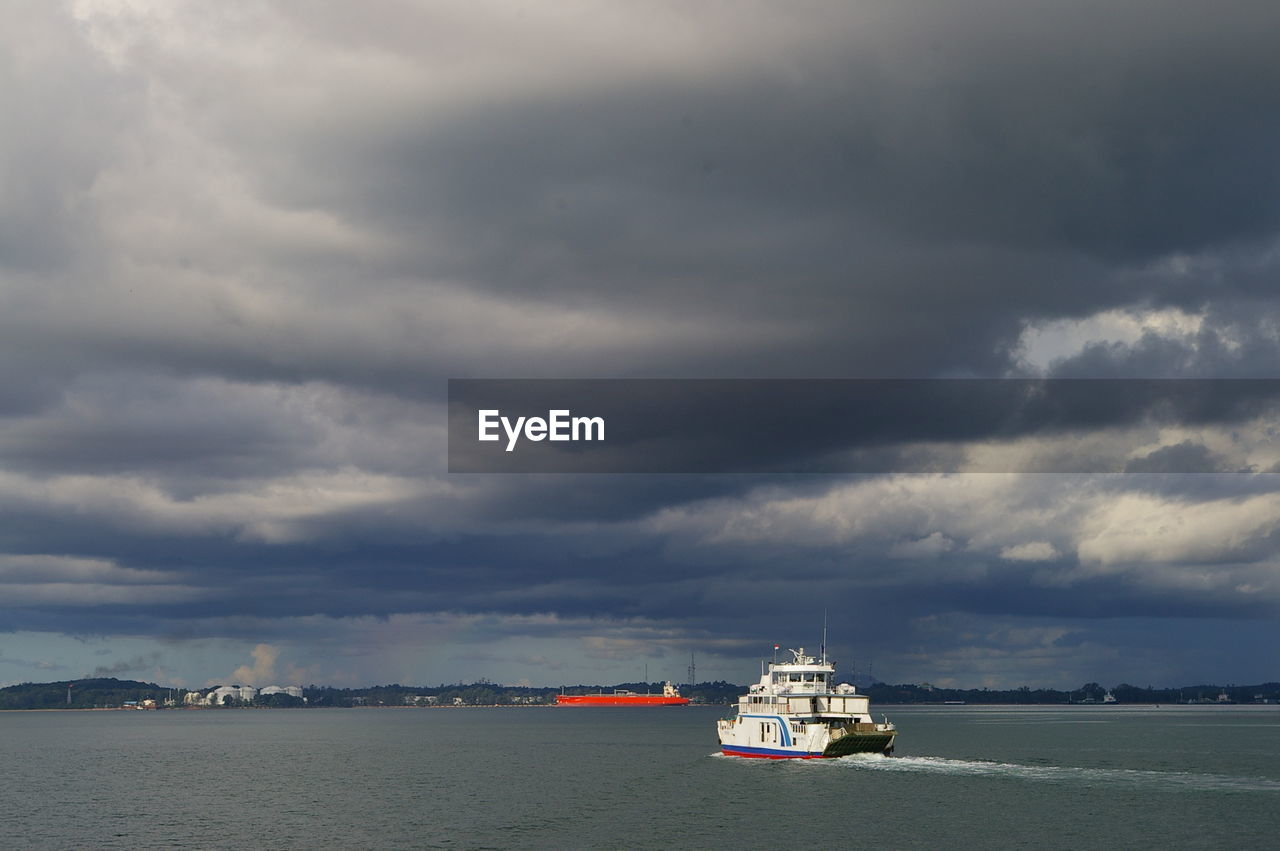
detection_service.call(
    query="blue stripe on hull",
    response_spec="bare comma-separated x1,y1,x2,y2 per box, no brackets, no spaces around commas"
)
721,744,824,759
737,713,794,746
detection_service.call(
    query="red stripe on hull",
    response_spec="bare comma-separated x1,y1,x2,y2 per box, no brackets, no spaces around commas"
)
721,748,823,759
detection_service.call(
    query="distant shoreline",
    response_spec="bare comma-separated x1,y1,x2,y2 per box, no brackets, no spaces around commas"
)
6,702,1280,712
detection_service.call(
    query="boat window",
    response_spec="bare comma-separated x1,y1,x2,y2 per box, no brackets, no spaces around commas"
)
815,673,826,683
803,673,815,682
789,673,801,682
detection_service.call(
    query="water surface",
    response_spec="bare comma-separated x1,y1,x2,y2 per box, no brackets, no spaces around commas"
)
4,704,1276,848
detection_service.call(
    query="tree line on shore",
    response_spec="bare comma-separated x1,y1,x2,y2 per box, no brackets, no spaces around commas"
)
3,677,1278,710
861,681,1280,705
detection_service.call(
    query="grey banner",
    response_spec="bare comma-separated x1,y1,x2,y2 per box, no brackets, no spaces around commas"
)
448,379,1280,473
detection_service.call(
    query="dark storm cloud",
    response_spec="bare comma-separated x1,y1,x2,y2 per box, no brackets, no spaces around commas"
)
261,1,1280,264
91,652,161,678
143,0,1280,388
1124,441,1232,474
4,1,1280,687
8,3,1279,386
0,650,63,672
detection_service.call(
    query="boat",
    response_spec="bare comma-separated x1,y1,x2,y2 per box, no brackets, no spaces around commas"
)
556,681,690,706
717,646,896,759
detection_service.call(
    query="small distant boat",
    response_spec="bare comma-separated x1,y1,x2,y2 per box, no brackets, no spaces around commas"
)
717,646,896,759
556,681,689,706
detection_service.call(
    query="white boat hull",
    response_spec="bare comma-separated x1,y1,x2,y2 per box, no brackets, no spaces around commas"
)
717,714,896,759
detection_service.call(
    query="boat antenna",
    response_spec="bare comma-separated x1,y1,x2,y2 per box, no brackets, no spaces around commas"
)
821,609,828,665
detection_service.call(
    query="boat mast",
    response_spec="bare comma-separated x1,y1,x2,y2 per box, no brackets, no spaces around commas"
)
821,609,828,666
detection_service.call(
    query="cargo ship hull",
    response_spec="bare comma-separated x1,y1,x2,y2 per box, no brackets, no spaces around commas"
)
556,694,689,706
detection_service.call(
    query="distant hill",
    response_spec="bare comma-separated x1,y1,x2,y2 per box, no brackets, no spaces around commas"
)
303,680,746,707
0,677,169,710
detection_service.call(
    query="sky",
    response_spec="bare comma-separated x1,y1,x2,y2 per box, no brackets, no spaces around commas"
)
2,0,1280,690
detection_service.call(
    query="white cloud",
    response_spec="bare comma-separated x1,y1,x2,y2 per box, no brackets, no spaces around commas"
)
0,553,174,584
1017,307,1206,373
647,474,1088,558
0,467,432,543
218,642,279,687
1000,541,1059,561
1077,492,1280,567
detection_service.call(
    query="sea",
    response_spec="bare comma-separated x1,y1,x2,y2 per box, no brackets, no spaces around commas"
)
4,704,1278,848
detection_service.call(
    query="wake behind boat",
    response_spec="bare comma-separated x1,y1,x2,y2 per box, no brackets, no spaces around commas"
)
717,646,896,758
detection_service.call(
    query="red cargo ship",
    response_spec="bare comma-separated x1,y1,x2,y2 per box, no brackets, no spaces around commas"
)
556,681,690,706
